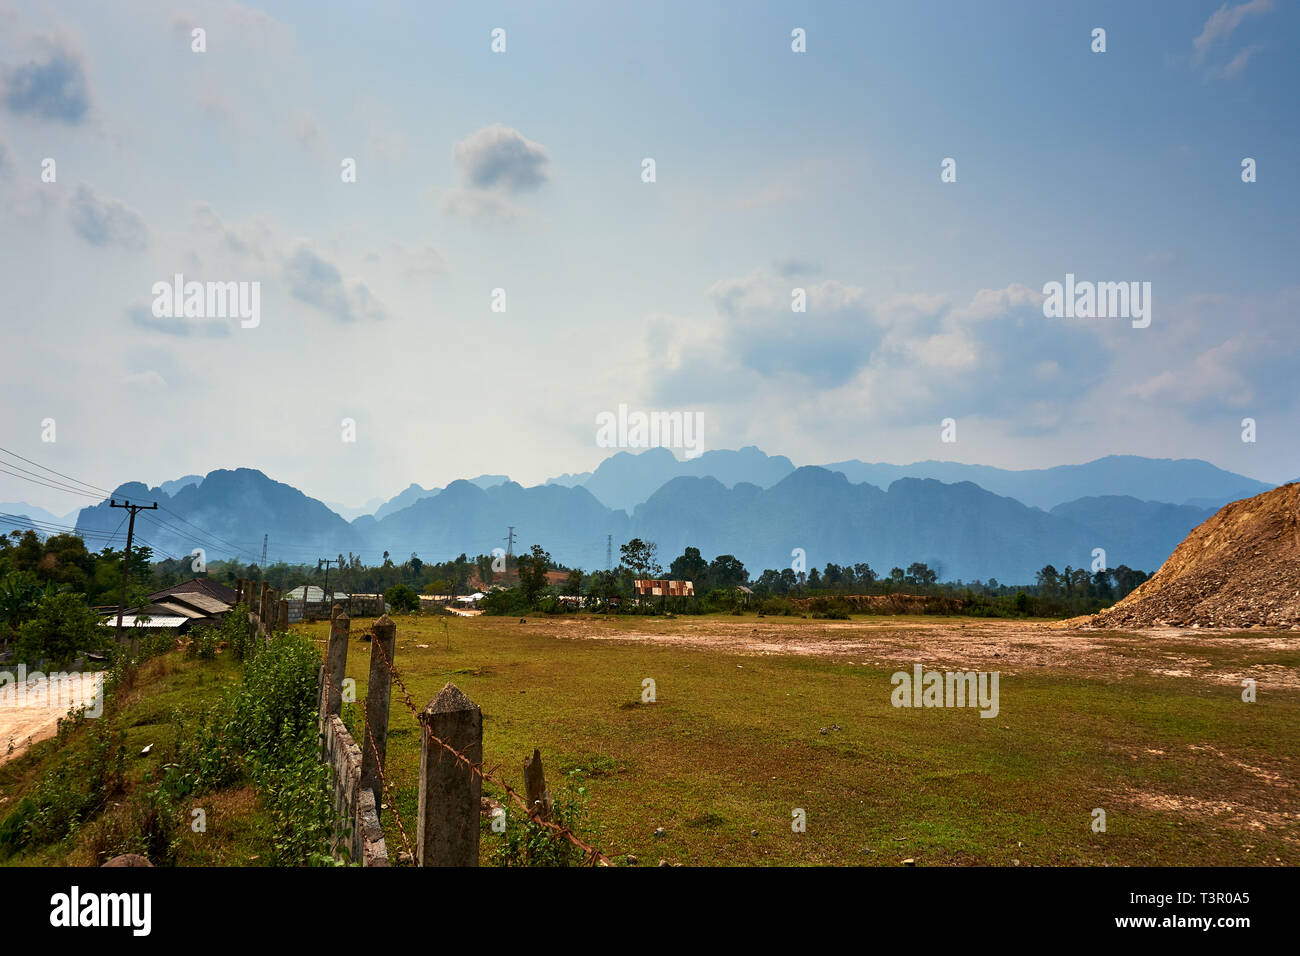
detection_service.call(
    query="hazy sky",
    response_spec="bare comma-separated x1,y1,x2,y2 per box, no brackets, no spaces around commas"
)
2,0,1296,513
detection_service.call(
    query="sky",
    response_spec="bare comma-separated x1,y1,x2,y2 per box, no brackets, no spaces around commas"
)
1,0,1297,513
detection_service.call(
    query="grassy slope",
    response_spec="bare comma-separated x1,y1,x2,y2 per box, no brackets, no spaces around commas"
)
314,614,1299,867
0,652,273,866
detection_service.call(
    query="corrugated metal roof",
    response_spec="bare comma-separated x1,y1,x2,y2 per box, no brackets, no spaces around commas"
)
284,585,349,602
100,615,189,629
164,591,230,614
149,578,237,605
150,600,208,619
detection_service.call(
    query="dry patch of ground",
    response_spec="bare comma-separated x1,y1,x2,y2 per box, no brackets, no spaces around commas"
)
0,673,103,766
530,615,1300,689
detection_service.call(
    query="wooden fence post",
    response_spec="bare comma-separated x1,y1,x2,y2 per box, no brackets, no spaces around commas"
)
523,749,552,820
324,611,350,717
416,682,482,866
278,598,288,631
360,614,396,812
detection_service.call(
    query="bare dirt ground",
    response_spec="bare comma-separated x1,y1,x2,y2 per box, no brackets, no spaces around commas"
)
532,615,1300,689
0,673,103,766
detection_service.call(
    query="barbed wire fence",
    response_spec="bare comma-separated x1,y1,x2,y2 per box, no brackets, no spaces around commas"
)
313,607,611,867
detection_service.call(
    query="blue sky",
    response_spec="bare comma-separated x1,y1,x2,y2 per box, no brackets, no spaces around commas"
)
1,0,1296,511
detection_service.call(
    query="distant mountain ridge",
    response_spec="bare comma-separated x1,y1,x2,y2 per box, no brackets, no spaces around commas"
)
822,455,1271,511
28,448,1269,584
548,448,1269,513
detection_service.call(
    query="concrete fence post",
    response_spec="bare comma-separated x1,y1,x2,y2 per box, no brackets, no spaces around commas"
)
360,613,396,812
416,682,482,867
523,748,552,820
324,611,350,717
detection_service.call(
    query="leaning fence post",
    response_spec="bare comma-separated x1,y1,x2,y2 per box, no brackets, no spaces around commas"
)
360,613,396,812
523,749,552,820
416,682,482,867
324,611,350,717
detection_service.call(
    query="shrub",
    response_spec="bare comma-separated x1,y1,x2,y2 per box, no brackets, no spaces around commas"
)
487,779,593,867
15,591,103,667
186,624,219,660
384,584,419,613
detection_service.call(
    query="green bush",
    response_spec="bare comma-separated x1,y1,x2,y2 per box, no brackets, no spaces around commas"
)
480,588,530,616
808,597,851,619
487,778,593,867
15,591,103,667
186,624,219,660
384,584,419,613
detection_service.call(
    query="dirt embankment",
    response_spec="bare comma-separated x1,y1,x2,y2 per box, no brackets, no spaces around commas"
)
1083,483,1300,630
784,593,967,615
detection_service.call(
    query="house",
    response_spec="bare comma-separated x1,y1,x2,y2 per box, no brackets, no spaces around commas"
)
104,581,234,635
102,614,192,633
283,585,347,603
633,579,695,598
148,578,237,607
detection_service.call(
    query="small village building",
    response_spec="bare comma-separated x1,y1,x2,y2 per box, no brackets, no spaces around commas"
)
633,579,695,598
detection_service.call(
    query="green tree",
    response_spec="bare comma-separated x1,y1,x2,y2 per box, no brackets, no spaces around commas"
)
384,584,419,612
619,539,661,580
516,544,552,605
706,554,748,590
0,572,45,637
905,562,937,587
16,591,103,667
668,546,707,583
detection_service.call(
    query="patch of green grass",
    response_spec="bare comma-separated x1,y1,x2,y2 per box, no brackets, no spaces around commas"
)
0,650,275,867
304,615,1300,867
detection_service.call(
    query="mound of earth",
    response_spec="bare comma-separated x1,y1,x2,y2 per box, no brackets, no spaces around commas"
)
787,594,965,615
1086,482,1300,629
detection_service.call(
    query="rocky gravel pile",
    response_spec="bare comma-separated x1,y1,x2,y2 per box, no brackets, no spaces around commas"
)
1086,483,1300,630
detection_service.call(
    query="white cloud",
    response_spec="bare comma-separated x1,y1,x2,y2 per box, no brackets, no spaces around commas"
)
452,124,550,193
1193,0,1273,59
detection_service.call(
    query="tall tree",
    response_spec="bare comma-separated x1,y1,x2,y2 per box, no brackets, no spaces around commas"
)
620,538,662,579
668,546,707,583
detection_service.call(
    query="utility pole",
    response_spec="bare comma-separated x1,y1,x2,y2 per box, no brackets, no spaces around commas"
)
318,557,336,607
504,526,516,563
111,499,157,644
260,534,268,580
606,534,612,572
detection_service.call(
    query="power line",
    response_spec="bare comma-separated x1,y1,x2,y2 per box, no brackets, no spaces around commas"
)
156,505,254,557
110,499,157,642
0,446,112,495
0,465,105,499
0,447,252,560
0,512,124,540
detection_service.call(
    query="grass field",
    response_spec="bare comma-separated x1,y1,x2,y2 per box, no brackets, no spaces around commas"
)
0,653,272,866
305,612,1300,866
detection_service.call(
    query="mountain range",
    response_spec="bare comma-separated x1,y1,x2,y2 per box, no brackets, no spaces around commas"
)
26,447,1270,584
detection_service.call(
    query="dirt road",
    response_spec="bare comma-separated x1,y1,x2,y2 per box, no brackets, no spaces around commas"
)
0,671,104,765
